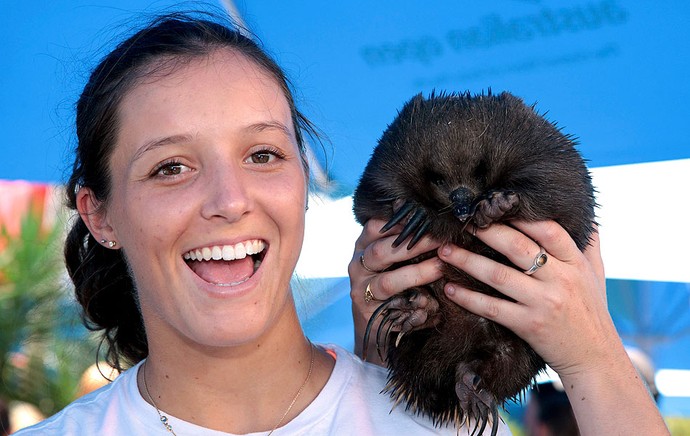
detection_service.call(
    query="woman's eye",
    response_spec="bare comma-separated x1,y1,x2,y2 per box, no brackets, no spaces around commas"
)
251,152,274,164
247,147,286,165
153,161,191,177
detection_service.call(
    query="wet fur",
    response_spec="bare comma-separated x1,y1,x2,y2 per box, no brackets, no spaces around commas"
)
353,91,596,435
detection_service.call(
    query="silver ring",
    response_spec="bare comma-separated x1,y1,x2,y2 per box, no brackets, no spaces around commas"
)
524,247,548,275
364,283,380,303
360,253,380,273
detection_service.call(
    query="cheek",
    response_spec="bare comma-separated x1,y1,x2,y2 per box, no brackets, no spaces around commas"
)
110,188,187,247
265,171,307,239
277,173,307,217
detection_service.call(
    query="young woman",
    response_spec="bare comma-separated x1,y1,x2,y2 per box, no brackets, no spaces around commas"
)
17,11,667,436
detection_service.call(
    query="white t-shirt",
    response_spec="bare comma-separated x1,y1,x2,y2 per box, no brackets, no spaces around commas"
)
16,344,511,435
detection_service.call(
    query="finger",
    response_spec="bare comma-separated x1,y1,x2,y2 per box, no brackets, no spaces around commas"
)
353,219,393,252
582,225,605,281
358,251,381,274
351,219,403,276
466,222,553,274
582,226,606,301
366,256,445,301
511,221,604,293
438,243,534,304
509,220,580,263
444,283,528,332
356,232,441,276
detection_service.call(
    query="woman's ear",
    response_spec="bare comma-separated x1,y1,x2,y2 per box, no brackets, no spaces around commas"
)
76,187,117,248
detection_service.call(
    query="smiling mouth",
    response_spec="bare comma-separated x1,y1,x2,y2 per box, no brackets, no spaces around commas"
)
183,239,266,286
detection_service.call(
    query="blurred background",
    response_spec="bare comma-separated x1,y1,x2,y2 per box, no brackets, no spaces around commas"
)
1,0,689,434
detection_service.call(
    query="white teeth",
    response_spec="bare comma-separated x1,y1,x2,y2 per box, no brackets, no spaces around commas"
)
222,245,235,260
235,243,246,259
184,240,266,262
247,240,265,255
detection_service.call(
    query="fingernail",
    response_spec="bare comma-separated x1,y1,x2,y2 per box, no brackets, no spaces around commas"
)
445,284,456,296
440,243,451,257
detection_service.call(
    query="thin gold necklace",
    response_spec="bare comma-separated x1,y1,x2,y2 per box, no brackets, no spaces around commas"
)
142,342,315,435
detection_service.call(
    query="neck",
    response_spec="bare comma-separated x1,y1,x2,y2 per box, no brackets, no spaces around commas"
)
137,303,334,433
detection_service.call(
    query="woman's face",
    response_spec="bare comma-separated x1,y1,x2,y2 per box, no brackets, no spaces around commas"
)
101,49,307,349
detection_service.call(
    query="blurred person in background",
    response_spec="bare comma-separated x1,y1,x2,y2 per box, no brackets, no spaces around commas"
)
524,382,579,436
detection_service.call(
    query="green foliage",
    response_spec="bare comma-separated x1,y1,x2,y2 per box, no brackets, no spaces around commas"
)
502,413,525,436
0,209,97,416
668,416,690,436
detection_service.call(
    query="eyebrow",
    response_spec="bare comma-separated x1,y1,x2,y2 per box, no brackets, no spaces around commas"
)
130,121,293,163
132,134,194,162
244,121,293,138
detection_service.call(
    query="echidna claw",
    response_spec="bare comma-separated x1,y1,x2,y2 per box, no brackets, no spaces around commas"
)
395,331,405,347
381,200,414,233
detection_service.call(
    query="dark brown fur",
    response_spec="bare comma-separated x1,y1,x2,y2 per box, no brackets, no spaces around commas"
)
352,91,596,435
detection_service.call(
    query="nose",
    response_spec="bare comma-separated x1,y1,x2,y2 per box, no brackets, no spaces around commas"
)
200,163,252,222
449,187,475,220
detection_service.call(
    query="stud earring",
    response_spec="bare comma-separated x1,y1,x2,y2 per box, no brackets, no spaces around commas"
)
100,239,117,248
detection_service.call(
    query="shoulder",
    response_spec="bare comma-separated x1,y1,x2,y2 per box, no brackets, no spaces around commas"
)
13,362,155,435
13,383,119,434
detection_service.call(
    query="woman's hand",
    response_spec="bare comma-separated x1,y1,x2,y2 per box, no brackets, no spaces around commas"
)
437,220,668,435
437,220,611,376
348,218,443,365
